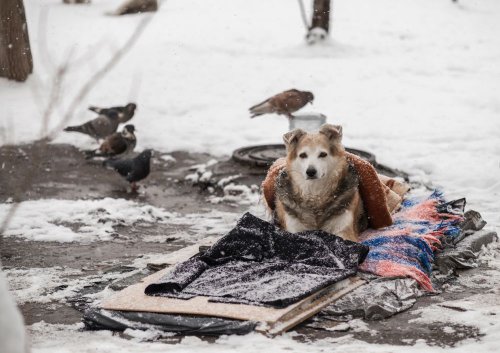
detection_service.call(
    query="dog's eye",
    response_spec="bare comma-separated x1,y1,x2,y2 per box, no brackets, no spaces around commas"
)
299,153,308,159
318,152,328,158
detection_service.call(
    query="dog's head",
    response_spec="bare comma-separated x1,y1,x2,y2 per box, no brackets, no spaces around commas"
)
283,124,345,181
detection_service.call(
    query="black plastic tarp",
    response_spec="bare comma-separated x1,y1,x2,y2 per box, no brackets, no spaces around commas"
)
83,308,256,336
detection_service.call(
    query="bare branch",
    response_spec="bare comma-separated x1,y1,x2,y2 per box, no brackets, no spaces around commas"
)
46,13,155,139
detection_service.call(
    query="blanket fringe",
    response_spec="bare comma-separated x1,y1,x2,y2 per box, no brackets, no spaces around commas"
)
360,190,464,291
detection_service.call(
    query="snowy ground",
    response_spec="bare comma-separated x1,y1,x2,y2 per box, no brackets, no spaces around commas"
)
0,198,242,243
1,0,500,352
5,239,499,352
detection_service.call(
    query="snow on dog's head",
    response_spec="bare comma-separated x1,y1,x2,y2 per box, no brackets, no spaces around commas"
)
283,124,345,182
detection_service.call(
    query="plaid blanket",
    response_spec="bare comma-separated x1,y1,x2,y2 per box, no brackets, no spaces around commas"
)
359,191,463,291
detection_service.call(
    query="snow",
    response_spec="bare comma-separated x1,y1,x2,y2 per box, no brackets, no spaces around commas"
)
0,198,174,242
3,266,139,305
0,198,256,243
159,154,177,164
208,184,261,206
29,323,348,353
161,208,248,239
1,0,500,351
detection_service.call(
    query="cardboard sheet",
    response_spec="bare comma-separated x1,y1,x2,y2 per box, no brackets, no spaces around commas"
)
101,238,365,334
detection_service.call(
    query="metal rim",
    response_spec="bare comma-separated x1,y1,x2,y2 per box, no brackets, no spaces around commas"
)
232,144,377,168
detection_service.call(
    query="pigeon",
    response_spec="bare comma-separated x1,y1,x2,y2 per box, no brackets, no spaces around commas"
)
84,124,136,159
88,103,137,123
104,149,152,191
249,89,314,119
64,110,120,140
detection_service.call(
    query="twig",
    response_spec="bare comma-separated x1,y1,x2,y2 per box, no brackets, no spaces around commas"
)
40,51,72,137
46,13,155,139
297,0,311,30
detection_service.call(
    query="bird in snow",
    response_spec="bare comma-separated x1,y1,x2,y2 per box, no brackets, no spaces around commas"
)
84,124,137,159
249,89,314,119
88,103,137,124
104,149,152,192
64,110,120,140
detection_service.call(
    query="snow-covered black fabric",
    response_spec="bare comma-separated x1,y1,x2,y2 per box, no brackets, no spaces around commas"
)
145,213,369,308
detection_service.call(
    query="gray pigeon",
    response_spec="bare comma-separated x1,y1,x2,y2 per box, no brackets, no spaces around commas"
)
104,149,152,192
64,110,120,140
88,103,137,123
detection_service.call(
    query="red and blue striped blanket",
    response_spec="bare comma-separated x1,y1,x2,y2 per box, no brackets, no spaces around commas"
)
359,191,463,291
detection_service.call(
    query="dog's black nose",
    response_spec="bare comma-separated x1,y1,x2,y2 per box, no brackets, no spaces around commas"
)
306,167,317,178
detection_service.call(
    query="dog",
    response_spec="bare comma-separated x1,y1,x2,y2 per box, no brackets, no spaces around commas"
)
273,124,367,242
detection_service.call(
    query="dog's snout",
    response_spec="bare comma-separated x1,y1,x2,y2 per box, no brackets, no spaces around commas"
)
306,167,317,178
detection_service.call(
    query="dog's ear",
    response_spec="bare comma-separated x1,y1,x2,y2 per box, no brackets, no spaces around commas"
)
283,129,306,148
319,124,343,142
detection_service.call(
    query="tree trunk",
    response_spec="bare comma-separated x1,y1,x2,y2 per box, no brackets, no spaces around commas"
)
311,0,331,33
306,0,331,44
0,0,33,82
